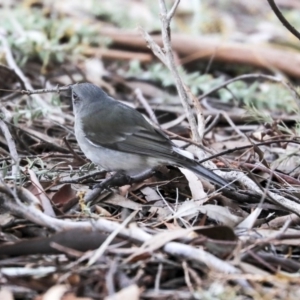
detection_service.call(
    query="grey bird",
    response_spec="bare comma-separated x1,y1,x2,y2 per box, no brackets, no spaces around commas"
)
71,82,230,189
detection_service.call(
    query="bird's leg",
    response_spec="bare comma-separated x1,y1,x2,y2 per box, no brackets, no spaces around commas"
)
129,168,156,183
92,169,156,190
92,170,131,191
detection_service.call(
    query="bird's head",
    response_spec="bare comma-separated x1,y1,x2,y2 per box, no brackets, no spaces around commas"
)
71,83,108,115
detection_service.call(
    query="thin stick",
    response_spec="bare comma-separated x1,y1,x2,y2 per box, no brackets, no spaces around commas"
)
154,263,163,293
159,0,202,143
0,34,54,109
182,261,194,295
135,88,159,124
267,0,300,41
198,73,282,101
21,86,70,95
0,115,19,178
87,210,138,266
63,137,87,164
58,170,105,184
140,0,201,143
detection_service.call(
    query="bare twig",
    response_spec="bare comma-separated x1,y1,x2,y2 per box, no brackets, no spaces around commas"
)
182,261,194,295
163,129,205,150
0,65,25,90
87,210,138,266
198,73,282,101
21,86,70,95
135,88,159,124
223,169,300,216
159,0,202,142
204,113,221,135
0,34,56,109
0,115,19,178
140,0,201,143
282,81,300,111
220,112,247,138
2,119,69,153
63,137,87,164
1,186,55,225
198,138,300,165
154,263,163,293
267,0,300,41
166,0,180,20
27,169,55,217
58,170,106,184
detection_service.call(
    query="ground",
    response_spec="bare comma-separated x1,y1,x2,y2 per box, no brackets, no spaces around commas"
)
1,0,300,299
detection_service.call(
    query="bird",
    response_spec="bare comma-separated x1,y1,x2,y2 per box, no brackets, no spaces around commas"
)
70,82,230,189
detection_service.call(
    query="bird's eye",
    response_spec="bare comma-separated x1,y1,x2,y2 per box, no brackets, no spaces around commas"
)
72,92,80,103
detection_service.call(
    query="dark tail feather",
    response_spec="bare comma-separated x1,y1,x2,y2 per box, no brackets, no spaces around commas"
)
178,159,231,189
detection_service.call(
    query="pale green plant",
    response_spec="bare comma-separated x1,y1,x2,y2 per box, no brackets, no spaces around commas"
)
1,7,110,69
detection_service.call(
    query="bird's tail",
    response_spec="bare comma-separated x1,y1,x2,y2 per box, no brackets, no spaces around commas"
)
177,158,231,189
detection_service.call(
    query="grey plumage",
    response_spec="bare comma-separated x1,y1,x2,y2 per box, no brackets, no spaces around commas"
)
71,82,229,188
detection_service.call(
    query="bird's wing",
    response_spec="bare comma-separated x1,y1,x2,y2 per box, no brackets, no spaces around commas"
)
80,101,174,159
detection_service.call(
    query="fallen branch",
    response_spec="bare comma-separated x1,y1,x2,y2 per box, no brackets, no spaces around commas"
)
100,28,300,78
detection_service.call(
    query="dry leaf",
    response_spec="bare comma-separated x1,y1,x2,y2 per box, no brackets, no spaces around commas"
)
140,186,161,202
0,288,14,300
179,168,207,200
171,201,243,227
236,207,262,229
104,284,140,300
27,169,55,216
52,184,77,207
42,285,69,300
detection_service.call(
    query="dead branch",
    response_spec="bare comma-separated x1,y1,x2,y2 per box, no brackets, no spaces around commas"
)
100,28,300,78
267,0,300,41
139,0,202,143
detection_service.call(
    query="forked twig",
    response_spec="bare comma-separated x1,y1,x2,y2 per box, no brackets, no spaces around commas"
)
140,0,202,143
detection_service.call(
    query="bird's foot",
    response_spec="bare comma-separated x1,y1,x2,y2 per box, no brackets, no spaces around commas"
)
130,169,156,183
92,169,155,190
92,171,132,191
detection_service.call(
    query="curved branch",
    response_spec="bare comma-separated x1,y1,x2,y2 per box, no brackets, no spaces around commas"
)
267,0,300,41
